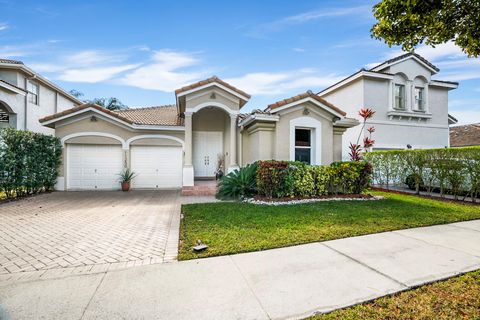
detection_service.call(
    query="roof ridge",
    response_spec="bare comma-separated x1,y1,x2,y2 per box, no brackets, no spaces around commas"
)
0,58,24,65
370,52,439,72
115,104,176,112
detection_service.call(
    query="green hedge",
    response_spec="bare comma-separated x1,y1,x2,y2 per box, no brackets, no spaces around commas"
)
0,128,62,199
365,147,480,201
256,160,372,198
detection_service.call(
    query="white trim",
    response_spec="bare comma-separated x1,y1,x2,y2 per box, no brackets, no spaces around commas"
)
371,55,438,74
319,70,393,96
186,101,239,115
61,132,127,149
185,88,239,104
269,97,344,118
290,117,322,165
176,82,250,102
367,119,449,129
126,134,184,148
238,113,279,127
0,81,26,95
429,80,458,89
131,124,185,131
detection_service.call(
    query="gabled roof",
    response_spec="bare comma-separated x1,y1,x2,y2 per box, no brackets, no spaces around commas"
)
370,52,440,73
39,103,184,128
266,91,347,116
115,105,183,126
175,76,251,101
450,123,480,147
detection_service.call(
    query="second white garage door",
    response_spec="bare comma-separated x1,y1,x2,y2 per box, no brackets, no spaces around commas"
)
130,145,183,189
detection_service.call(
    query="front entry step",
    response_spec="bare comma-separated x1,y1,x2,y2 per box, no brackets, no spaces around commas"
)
182,183,218,196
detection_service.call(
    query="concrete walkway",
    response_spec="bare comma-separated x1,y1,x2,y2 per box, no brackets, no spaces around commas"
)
1,220,480,320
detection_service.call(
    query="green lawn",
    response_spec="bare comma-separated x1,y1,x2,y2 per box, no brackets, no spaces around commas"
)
311,269,480,320
179,191,480,260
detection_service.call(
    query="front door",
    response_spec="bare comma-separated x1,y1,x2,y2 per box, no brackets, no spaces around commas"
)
193,131,223,177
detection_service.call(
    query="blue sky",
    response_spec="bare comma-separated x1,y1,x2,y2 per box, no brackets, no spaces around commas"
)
1,0,479,124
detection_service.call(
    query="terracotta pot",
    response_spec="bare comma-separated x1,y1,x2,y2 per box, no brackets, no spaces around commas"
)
121,181,130,192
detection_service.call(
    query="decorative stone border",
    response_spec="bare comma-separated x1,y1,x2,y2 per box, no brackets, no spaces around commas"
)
244,195,385,206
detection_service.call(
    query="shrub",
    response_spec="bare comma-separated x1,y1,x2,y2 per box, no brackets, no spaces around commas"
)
256,160,372,199
256,161,290,198
0,128,62,199
365,147,480,202
217,163,257,199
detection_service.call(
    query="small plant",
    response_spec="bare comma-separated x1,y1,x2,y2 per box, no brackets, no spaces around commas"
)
217,163,257,200
349,107,376,161
118,168,137,191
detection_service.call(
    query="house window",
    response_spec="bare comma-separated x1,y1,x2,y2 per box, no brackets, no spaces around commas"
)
394,84,405,110
0,110,8,123
294,129,311,164
414,87,425,111
27,81,39,105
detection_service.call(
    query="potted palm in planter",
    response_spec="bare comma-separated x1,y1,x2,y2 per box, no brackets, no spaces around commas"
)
118,168,137,191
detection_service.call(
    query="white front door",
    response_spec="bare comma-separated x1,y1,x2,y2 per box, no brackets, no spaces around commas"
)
130,145,183,189
193,131,223,177
67,144,123,190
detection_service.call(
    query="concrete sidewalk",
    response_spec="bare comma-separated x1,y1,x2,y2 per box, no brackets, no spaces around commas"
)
1,220,480,320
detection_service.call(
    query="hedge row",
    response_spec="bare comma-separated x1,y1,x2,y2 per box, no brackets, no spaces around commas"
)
0,128,62,199
256,160,372,198
365,147,480,201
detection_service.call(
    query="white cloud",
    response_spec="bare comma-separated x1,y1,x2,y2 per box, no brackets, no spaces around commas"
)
0,22,8,31
66,50,127,66
226,70,343,95
293,48,306,53
246,5,371,37
120,50,207,91
0,44,31,57
57,64,139,83
449,110,480,126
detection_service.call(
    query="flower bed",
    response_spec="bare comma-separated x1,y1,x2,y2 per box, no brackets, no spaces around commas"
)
217,160,372,200
244,194,384,206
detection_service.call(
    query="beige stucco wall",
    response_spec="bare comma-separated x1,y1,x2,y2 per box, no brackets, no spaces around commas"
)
241,123,275,164
54,113,185,178
274,103,335,165
185,87,241,112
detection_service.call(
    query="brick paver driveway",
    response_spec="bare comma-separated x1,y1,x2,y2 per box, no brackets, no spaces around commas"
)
0,191,180,283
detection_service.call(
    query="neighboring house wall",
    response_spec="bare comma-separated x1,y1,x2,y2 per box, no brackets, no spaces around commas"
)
320,58,454,157
0,66,79,134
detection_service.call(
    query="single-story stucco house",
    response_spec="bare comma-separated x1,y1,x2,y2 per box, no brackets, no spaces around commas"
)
39,77,358,191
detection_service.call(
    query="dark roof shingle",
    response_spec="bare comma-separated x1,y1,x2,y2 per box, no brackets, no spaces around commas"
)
371,52,440,72
0,58,24,65
450,123,480,147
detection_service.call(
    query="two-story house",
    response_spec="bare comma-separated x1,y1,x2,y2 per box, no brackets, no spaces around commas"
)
0,58,82,134
318,53,458,158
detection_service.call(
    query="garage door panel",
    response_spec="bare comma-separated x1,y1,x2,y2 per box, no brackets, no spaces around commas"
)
131,146,182,189
67,144,123,190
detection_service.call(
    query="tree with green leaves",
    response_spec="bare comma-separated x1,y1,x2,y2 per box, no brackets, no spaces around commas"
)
371,0,480,57
91,97,128,111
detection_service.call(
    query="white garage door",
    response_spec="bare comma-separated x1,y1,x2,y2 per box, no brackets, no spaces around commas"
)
131,145,182,189
67,144,123,190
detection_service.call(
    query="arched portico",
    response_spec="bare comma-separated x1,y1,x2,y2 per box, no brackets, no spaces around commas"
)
0,101,17,129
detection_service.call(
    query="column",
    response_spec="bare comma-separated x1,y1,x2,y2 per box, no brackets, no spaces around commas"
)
388,80,393,111
183,112,194,186
228,114,239,172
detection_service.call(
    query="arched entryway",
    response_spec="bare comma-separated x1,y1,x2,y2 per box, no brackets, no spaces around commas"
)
0,101,17,129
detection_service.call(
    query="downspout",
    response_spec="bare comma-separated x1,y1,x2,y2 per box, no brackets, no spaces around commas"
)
239,125,244,167
55,92,58,113
24,77,28,130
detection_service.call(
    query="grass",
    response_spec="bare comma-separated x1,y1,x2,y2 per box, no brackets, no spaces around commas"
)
311,269,480,320
179,191,480,260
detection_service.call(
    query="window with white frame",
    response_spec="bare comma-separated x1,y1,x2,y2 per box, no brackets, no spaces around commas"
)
294,128,311,164
27,81,39,105
394,84,405,110
0,110,8,123
414,87,425,111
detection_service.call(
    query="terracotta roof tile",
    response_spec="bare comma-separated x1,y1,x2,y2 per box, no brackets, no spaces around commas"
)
39,103,133,124
115,105,183,126
39,103,184,127
267,91,346,116
175,76,251,100
450,123,480,147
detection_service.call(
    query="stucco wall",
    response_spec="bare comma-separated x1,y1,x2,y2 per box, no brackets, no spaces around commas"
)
185,87,240,112
0,69,78,135
273,103,335,165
